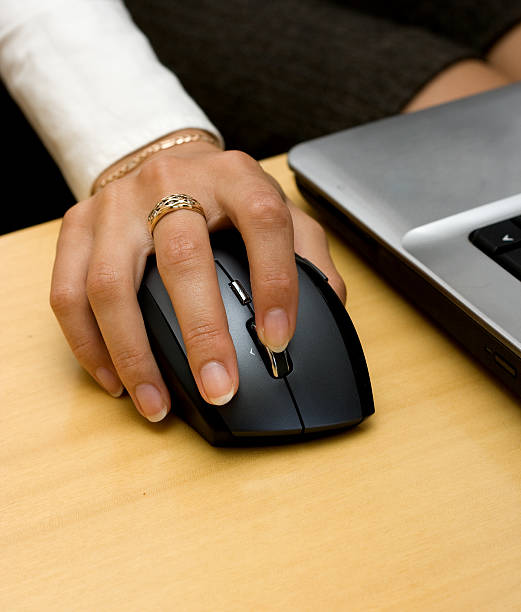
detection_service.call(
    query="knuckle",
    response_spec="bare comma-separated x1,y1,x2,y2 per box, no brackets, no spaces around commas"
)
50,283,82,315
260,269,294,294
61,205,77,228
96,180,121,207
247,192,291,230
138,153,177,185
68,335,97,363
219,149,259,171
112,346,149,374
161,231,200,268
183,319,227,352
86,261,124,302
62,201,86,228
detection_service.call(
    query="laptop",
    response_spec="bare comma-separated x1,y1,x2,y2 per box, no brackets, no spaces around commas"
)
288,83,521,398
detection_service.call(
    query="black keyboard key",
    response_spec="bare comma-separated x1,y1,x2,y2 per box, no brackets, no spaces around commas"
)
512,216,521,229
497,248,521,281
470,220,521,255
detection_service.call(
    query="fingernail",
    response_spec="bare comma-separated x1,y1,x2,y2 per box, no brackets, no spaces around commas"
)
200,361,234,405
135,383,168,422
96,367,124,397
262,307,290,352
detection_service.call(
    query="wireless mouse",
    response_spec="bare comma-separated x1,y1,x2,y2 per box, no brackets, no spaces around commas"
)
138,229,374,446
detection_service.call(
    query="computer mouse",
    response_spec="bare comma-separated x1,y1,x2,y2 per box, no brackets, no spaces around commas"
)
138,229,374,446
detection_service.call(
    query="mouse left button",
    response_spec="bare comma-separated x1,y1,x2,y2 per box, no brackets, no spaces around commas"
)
214,266,302,439
285,267,367,432
140,258,186,353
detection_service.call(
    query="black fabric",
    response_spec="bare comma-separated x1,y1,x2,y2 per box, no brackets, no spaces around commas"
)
3,0,521,233
334,0,521,52
125,0,481,159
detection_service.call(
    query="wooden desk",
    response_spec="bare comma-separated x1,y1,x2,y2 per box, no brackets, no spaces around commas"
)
2,155,520,611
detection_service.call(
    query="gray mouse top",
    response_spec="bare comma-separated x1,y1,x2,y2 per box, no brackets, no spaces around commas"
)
138,229,374,446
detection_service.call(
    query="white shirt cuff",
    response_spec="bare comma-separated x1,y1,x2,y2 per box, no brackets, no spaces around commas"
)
0,0,223,200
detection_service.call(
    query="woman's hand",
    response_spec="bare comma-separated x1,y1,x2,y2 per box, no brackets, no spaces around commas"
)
50,131,346,422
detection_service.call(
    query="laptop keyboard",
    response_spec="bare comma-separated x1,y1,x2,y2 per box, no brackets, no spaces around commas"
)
469,216,521,281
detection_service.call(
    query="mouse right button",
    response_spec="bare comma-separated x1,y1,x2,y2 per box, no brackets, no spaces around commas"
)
286,267,370,432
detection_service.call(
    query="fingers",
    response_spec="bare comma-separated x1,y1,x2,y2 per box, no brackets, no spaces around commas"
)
84,201,170,422
215,151,299,352
50,204,124,398
52,193,171,423
51,144,344,432
289,203,347,304
153,209,238,405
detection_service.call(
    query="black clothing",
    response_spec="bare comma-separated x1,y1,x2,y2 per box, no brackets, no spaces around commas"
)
3,0,521,233
125,0,521,158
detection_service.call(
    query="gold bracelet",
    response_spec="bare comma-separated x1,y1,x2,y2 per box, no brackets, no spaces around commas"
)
91,131,222,194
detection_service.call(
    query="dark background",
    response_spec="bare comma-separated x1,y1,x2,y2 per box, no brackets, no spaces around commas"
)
1,81,75,235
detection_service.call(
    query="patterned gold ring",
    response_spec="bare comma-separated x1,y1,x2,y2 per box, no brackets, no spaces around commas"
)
147,194,207,236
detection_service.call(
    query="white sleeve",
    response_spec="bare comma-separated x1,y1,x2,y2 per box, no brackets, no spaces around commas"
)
0,0,223,200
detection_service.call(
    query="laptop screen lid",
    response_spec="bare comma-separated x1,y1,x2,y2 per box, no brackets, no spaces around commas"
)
288,83,521,396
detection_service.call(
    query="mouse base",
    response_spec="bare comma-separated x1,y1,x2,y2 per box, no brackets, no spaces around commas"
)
203,421,366,447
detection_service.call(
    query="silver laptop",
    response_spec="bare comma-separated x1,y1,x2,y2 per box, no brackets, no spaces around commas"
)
288,83,521,398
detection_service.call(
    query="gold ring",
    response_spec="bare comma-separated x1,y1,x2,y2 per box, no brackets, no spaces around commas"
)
147,194,206,236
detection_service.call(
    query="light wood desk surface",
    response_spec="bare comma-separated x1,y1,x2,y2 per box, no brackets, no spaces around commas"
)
2,155,521,611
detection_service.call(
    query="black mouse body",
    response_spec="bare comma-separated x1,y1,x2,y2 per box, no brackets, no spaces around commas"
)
138,230,374,446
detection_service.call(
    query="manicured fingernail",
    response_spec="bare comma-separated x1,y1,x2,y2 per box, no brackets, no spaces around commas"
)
262,307,289,352
200,361,234,405
135,383,168,422
96,367,124,397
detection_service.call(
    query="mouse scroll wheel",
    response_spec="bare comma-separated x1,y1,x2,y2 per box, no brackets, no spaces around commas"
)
229,279,251,305
246,318,293,379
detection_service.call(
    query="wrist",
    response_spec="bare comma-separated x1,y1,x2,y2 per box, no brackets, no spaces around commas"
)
91,128,223,194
